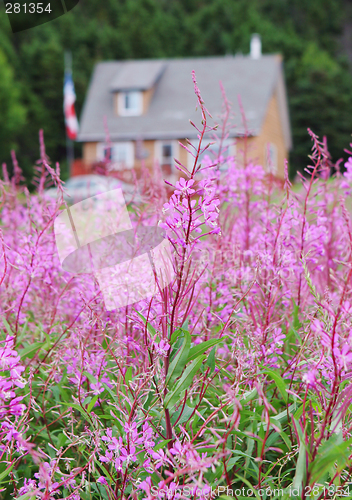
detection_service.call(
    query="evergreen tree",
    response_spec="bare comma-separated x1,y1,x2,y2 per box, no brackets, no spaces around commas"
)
0,48,26,173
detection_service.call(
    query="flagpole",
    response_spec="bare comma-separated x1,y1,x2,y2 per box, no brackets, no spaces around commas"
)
64,51,74,177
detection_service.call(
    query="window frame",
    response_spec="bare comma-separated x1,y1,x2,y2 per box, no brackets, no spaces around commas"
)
155,140,178,165
155,140,178,182
97,142,135,170
265,142,278,174
187,138,236,172
117,91,143,116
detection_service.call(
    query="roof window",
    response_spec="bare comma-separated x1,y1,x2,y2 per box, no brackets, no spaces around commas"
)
118,91,143,116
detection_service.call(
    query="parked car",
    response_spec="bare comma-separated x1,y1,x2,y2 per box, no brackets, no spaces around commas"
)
45,174,142,205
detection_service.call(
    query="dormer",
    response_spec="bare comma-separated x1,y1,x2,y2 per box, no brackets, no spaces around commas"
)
118,91,143,116
110,60,165,116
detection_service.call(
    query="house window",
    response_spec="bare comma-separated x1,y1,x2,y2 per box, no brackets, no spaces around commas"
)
118,91,143,116
97,142,134,170
103,146,112,161
161,144,173,165
155,141,178,179
187,139,236,172
265,143,278,174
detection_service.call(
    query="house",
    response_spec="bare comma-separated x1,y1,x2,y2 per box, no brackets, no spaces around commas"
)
77,39,292,181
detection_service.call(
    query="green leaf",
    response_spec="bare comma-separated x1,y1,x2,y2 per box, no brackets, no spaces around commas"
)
225,456,241,468
62,402,89,418
208,463,223,482
2,318,14,337
233,474,261,500
187,338,224,362
169,332,184,360
16,318,29,344
286,327,301,348
272,405,296,422
231,450,256,460
244,428,255,474
87,394,99,413
257,423,265,456
125,366,133,385
205,347,216,373
292,299,301,330
292,440,306,493
0,464,14,483
293,404,304,420
154,439,172,451
170,327,184,345
143,390,157,410
309,436,352,483
55,432,68,448
80,492,91,500
174,405,194,425
136,311,156,336
265,369,288,403
242,388,257,402
83,371,98,385
166,330,191,386
19,342,43,360
102,383,119,403
164,355,205,409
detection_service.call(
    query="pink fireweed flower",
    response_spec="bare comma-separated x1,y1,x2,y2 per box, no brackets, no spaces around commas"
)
311,319,331,347
17,478,38,496
153,338,170,356
343,157,352,184
150,448,172,469
34,461,60,490
0,336,26,419
122,421,143,444
97,477,108,485
142,422,155,450
162,194,178,214
115,457,123,472
101,428,112,441
123,421,138,435
120,445,137,465
302,368,318,387
174,178,195,196
140,476,153,500
1,421,21,442
156,481,182,499
143,457,153,473
107,436,124,454
338,344,352,371
99,450,114,463
170,440,183,456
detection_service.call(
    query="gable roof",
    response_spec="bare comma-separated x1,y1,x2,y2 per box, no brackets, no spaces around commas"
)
110,60,165,91
78,55,292,150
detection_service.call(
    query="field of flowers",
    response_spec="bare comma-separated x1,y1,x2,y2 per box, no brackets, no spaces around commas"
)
1,73,352,500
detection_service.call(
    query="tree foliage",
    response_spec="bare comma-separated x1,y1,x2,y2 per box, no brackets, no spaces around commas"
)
0,48,26,167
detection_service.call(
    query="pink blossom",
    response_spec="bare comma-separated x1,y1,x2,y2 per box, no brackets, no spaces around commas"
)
174,178,195,196
97,477,108,485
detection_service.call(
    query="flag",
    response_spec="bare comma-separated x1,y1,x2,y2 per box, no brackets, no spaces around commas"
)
64,71,79,140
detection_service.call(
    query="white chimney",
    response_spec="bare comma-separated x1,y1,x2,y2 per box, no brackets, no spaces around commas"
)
250,34,261,59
